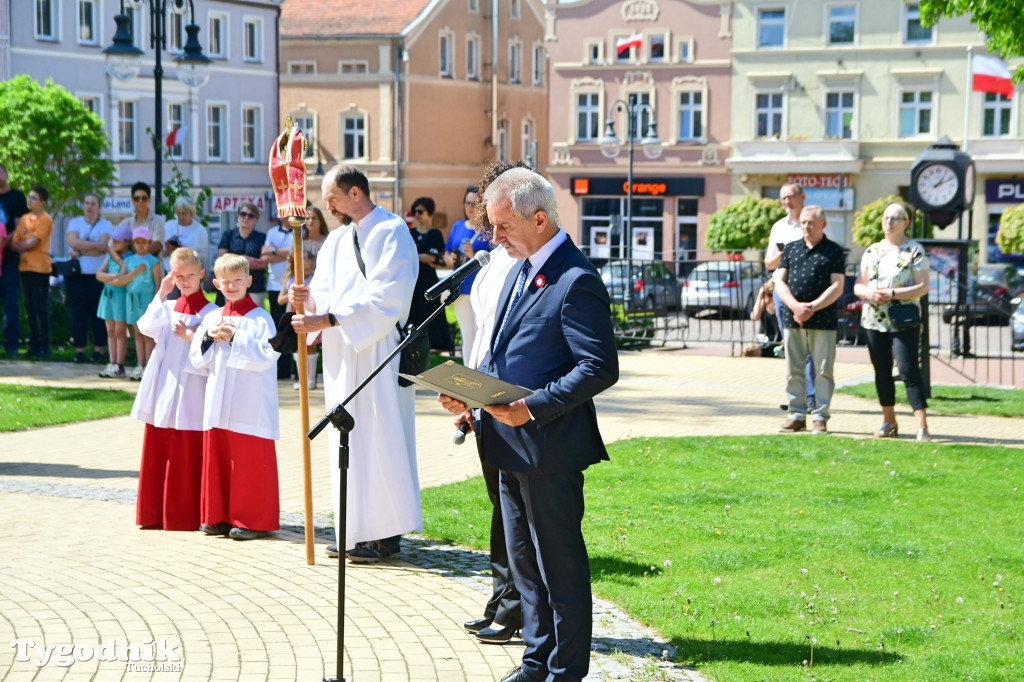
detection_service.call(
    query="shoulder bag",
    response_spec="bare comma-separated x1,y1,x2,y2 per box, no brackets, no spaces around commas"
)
884,245,921,331
351,227,429,387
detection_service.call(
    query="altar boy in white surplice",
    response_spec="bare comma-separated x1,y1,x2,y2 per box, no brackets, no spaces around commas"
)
132,247,217,531
190,253,281,541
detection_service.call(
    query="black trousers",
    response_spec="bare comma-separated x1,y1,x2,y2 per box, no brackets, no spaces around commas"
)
866,327,927,411
66,273,107,349
21,271,50,352
268,291,291,378
475,436,521,628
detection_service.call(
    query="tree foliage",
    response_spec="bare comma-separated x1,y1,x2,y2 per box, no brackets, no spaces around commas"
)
918,0,1024,82
705,195,786,252
996,204,1024,255
852,195,933,246
0,76,116,217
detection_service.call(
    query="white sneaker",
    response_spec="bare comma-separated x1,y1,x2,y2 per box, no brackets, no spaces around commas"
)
129,365,145,381
98,363,124,378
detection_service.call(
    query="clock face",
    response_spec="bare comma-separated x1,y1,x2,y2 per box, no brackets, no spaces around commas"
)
916,163,960,208
964,164,976,206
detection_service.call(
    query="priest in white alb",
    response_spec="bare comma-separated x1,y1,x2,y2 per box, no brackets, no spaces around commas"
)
289,164,421,563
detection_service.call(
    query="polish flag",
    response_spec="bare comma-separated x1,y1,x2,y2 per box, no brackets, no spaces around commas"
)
165,125,189,147
972,55,1014,99
616,33,643,56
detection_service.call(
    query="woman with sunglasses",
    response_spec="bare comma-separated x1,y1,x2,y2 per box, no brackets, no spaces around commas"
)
443,186,491,361
216,201,268,307
408,196,453,352
115,181,166,258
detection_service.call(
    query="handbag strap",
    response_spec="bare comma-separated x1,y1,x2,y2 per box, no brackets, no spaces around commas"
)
351,226,405,338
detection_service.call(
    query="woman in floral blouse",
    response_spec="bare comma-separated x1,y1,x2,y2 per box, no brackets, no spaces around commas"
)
854,201,931,442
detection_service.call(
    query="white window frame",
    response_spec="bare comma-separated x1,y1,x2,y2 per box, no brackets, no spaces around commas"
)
167,101,186,160
623,89,655,142
338,60,369,74
466,34,481,80
753,90,785,139
825,4,857,47
289,109,317,163
77,0,99,46
206,102,229,162
125,6,144,49
77,93,103,119
570,78,604,144
675,37,694,63
168,11,183,53
757,8,786,50
583,39,604,65
611,31,639,65
646,31,669,64
823,89,856,139
496,118,509,162
35,0,59,41
439,28,454,78
898,89,933,138
340,109,368,162
531,42,544,86
672,76,707,144
208,11,228,59
903,3,933,45
241,104,262,162
468,0,479,12
288,60,317,75
508,38,522,84
243,16,263,63
117,99,138,159
510,0,520,19
521,116,534,162
981,92,1015,138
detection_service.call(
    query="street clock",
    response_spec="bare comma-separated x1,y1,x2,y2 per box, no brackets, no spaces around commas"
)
909,135,975,228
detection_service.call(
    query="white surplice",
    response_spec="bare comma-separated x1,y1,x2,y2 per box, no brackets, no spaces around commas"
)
131,297,218,429
308,206,421,549
189,306,281,440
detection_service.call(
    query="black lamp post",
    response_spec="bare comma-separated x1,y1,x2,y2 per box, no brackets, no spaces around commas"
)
599,99,662,260
103,0,212,209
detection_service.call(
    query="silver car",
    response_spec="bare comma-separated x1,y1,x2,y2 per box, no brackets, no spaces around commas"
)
681,261,765,317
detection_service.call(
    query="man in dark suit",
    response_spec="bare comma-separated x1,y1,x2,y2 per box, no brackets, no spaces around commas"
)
440,167,618,682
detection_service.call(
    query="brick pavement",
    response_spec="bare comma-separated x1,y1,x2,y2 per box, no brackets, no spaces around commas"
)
1,349,1022,681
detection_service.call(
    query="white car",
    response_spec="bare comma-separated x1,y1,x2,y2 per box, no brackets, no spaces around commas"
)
681,261,765,317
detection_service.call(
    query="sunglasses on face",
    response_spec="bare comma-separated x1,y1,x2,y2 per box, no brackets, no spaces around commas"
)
132,195,149,202
413,209,426,215
238,212,256,218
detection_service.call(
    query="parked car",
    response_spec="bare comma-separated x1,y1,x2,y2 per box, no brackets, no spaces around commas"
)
1012,298,1024,352
680,261,764,317
932,265,1024,325
599,260,680,313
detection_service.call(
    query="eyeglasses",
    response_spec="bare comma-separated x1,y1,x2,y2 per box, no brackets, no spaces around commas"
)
132,195,149,202
238,211,256,218
883,216,908,223
466,186,479,193
413,209,426,215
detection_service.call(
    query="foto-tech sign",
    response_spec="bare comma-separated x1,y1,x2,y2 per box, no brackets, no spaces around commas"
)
571,177,705,197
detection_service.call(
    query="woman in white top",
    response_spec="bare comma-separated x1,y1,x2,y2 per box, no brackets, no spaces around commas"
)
162,196,210,275
66,192,114,363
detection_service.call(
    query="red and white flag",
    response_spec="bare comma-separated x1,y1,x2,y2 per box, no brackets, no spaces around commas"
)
166,125,189,147
972,54,1014,99
616,33,642,56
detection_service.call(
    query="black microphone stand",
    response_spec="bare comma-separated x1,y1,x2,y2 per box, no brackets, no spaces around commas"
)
309,282,463,682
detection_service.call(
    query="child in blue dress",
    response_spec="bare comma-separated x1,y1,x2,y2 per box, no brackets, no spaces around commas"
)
124,226,164,380
96,225,142,378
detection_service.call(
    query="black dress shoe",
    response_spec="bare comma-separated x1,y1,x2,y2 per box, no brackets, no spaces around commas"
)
497,666,534,682
463,617,492,633
476,624,520,644
200,522,232,536
229,528,269,541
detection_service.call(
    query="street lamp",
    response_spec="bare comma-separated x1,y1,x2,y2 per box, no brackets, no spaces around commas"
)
599,99,662,259
103,0,212,209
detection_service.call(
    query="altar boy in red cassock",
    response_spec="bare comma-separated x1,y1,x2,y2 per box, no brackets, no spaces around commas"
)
190,253,281,541
132,247,218,530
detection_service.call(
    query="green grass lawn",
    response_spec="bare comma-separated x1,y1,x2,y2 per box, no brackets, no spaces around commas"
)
421,436,1022,681
0,384,136,431
838,382,1024,418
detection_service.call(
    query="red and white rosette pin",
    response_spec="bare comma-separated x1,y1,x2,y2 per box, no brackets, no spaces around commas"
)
534,274,546,289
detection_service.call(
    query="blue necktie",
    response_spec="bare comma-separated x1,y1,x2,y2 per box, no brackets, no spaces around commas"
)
493,259,532,350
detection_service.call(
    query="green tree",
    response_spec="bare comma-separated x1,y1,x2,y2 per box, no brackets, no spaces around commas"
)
705,195,785,252
996,204,1024,255
0,76,115,217
852,195,933,246
918,0,1024,82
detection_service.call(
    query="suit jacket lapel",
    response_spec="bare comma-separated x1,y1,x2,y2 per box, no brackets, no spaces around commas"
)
491,241,572,355
489,262,522,352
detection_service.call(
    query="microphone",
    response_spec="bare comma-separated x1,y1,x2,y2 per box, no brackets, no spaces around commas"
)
452,421,472,445
425,250,491,301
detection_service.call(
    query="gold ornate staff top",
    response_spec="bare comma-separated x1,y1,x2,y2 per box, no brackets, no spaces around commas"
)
268,115,309,218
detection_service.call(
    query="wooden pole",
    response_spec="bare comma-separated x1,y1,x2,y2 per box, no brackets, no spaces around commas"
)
289,215,315,565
